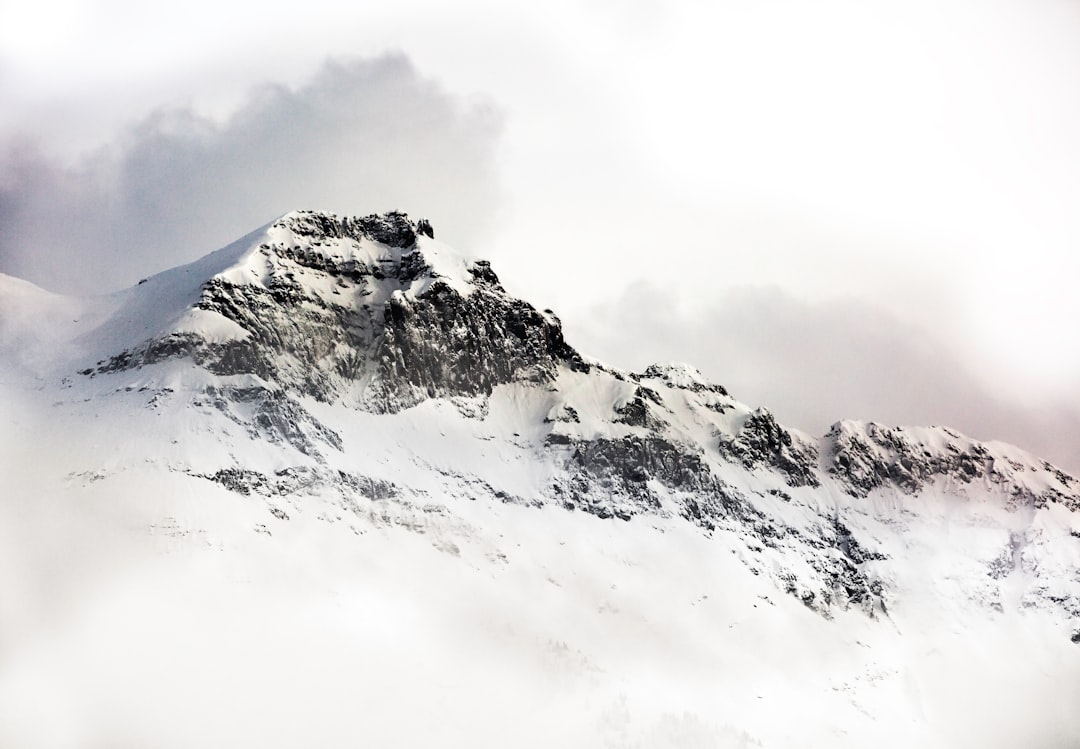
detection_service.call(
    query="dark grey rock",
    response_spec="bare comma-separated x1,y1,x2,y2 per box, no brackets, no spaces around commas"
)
546,434,751,531
641,363,728,396
823,422,1080,510
201,465,398,503
718,408,820,488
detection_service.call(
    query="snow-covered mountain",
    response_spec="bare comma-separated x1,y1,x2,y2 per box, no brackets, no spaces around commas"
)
2,210,1079,749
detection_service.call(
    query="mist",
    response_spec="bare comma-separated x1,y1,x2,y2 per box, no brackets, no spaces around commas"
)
0,55,501,295
570,283,1080,475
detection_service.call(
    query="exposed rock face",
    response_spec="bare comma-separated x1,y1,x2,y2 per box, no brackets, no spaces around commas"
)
550,434,741,524
612,386,665,429
372,271,586,411
202,465,397,503
824,421,1080,510
718,408,820,488
544,429,888,616
91,210,588,413
641,362,728,396
286,209,419,247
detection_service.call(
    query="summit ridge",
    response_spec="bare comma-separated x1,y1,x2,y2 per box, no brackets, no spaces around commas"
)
3,209,1080,746
5,208,1070,621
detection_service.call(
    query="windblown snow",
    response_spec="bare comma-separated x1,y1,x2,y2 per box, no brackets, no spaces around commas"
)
1,210,1078,749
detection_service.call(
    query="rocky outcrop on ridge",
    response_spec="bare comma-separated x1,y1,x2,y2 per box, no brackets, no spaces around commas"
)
718,408,820,488
824,420,1080,510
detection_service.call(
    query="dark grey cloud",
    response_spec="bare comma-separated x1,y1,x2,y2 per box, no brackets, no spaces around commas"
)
569,284,1080,474
0,54,502,294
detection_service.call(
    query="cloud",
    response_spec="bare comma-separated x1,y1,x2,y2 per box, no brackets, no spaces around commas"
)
0,54,502,294
570,284,1080,474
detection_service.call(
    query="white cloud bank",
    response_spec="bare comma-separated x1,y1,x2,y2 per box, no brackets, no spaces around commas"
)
0,55,501,294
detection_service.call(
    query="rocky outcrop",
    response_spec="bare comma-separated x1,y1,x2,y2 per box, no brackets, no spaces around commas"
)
641,362,728,396
549,434,747,526
370,274,587,412
202,465,397,501
613,386,665,429
823,421,1080,510
284,209,419,248
718,408,820,488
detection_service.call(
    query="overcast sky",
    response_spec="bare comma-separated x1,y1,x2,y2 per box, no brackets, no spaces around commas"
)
1,0,1078,470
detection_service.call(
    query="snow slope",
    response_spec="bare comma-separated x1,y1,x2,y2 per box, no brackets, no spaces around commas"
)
1,210,1079,749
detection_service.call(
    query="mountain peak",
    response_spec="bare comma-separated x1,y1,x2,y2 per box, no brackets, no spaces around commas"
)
63,213,1079,516
6,209,1080,748
272,209,431,248
3,208,1079,634
82,209,585,412
227,209,475,297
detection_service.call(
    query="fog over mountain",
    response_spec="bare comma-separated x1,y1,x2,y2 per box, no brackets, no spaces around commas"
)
4,4,1078,474
1,210,1078,747
2,4,1079,746
0,56,501,296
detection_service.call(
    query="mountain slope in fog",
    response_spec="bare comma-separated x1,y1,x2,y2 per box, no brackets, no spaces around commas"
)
1,210,1078,749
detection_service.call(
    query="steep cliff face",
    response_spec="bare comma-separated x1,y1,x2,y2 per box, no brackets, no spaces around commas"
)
718,407,821,488
90,210,587,413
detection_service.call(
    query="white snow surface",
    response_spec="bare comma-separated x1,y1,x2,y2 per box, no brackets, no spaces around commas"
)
1,213,1079,749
